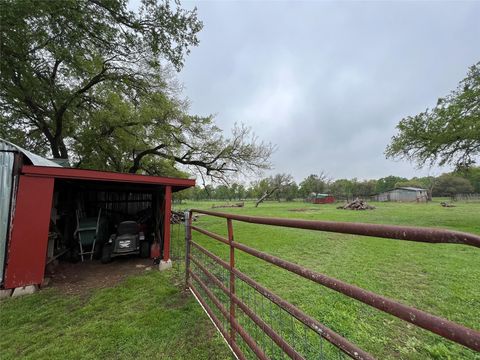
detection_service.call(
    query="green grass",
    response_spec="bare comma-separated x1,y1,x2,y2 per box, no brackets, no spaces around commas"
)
181,199,480,359
0,270,230,360
2,199,479,359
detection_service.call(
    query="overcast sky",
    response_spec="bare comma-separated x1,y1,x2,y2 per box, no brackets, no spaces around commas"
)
140,1,480,182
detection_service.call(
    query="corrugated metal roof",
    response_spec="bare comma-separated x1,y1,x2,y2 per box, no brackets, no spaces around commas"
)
0,139,61,167
372,187,427,197
309,193,331,198
396,187,426,191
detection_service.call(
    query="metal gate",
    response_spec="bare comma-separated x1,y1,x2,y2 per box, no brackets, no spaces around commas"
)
183,209,480,359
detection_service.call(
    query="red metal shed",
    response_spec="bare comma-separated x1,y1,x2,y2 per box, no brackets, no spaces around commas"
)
3,165,194,290
307,194,336,204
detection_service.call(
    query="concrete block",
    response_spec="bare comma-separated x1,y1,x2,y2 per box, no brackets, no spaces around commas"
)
12,285,38,297
0,289,13,299
159,259,172,271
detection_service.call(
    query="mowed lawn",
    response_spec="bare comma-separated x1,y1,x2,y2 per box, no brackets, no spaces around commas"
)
0,269,230,360
1,199,479,359
185,199,480,359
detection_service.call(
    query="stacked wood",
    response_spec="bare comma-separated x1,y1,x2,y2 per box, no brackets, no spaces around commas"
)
211,202,244,209
337,198,375,210
170,210,198,224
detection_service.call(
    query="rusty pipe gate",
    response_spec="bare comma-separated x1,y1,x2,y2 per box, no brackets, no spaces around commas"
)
184,209,480,359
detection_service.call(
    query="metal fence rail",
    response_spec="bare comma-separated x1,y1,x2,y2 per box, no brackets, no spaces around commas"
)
185,209,480,359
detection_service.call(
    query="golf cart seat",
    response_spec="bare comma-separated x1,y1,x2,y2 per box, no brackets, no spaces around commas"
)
117,221,139,235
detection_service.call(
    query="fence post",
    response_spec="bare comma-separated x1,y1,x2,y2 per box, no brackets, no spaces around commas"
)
227,218,236,347
184,211,191,289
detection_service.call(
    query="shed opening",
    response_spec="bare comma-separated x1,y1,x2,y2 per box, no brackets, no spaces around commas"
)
48,179,167,268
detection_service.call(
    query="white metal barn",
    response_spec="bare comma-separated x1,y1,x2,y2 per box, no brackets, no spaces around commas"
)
373,187,428,202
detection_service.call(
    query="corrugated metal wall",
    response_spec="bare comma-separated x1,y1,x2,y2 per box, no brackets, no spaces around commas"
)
374,189,427,202
0,142,15,284
393,189,418,201
0,138,62,285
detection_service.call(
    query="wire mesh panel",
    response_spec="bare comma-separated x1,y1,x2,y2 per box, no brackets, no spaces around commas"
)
170,222,185,265
189,242,350,360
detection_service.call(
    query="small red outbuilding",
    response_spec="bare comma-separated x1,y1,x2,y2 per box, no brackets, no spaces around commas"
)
1,141,194,291
306,193,336,204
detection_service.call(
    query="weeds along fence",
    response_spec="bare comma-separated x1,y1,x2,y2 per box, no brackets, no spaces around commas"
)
170,218,186,270
452,193,480,202
177,209,480,360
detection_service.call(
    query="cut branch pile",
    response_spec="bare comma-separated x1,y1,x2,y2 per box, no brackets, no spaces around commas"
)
337,198,375,210
440,202,456,208
212,202,244,209
170,210,198,224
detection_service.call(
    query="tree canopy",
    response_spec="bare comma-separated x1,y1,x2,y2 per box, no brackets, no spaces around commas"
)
375,175,407,193
385,62,480,170
0,0,273,181
453,166,480,193
298,173,329,198
432,174,474,197
252,173,295,207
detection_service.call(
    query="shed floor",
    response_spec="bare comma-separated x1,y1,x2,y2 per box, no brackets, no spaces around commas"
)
45,257,154,295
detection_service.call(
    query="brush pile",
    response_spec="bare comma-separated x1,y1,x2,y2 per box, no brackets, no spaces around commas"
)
440,202,455,208
170,210,198,224
337,198,375,210
212,202,244,209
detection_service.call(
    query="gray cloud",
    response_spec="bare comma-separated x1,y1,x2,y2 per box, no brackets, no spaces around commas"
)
170,1,479,181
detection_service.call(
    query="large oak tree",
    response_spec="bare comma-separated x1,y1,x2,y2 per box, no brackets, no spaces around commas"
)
0,0,273,181
386,62,480,170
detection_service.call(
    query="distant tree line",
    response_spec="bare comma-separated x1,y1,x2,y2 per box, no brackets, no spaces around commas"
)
177,167,480,202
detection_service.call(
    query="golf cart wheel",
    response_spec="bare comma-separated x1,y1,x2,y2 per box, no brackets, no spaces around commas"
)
101,244,113,263
140,241,150,258
70,247,80,263
93,242,103,260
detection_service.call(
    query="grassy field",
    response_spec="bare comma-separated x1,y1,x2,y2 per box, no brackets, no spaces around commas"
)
1,199,479,359
0,269,230,360
178,199,480,359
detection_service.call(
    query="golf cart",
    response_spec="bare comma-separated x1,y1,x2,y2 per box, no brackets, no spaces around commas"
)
101,221,150,263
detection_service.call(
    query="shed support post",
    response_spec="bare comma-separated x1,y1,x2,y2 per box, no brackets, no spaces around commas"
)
159,185,172,271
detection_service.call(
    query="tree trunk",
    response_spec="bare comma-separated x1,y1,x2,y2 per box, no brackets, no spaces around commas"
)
49,136,69,159
255,187,279,207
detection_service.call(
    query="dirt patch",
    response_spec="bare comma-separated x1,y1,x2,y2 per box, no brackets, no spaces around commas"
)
163,289,191,310
288,208,321,212
45,257,154,296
